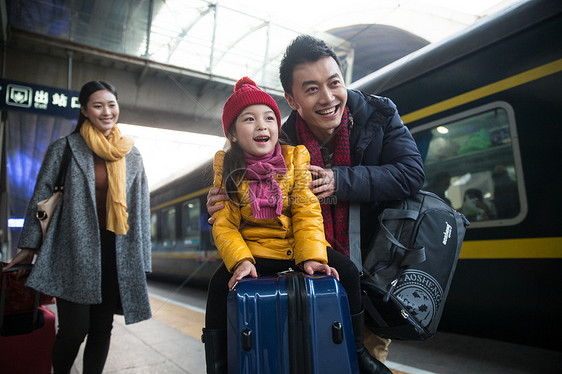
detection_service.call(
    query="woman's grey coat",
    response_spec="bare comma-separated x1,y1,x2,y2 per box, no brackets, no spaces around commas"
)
18,131,152,324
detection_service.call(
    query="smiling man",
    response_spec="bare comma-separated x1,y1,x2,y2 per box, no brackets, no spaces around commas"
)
279,35,425,368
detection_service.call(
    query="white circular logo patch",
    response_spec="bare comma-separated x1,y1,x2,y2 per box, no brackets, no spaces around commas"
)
395,270,443,328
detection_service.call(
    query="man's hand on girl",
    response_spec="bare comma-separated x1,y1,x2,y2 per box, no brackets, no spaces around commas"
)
206,187,229,224
307,165,335,201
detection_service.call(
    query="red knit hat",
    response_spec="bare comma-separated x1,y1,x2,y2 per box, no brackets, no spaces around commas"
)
222,77,281,136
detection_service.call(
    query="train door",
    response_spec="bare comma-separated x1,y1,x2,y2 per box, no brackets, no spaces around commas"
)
181,198,201,251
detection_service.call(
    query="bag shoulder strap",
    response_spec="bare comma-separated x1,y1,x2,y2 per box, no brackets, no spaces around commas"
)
54,138,71,191
349,203,362,272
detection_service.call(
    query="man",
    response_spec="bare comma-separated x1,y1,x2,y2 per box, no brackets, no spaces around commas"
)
208,35,424,367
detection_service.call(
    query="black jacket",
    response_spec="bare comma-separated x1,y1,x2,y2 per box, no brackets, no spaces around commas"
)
282,88,425,248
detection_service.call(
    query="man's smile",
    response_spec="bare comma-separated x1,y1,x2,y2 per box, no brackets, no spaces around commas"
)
317,106,337,116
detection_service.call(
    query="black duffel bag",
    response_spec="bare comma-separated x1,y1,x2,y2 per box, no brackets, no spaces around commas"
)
361,190,469,340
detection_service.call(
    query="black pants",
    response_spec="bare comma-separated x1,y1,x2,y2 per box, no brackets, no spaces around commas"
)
205,247,361,330
52,230,121,374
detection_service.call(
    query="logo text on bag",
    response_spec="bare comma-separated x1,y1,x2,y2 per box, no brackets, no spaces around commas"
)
442,222,452,245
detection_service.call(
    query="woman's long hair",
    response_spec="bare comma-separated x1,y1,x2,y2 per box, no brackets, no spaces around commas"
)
73,81,118,133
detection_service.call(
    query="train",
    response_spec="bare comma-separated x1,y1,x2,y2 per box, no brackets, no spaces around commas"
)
149,0,562,350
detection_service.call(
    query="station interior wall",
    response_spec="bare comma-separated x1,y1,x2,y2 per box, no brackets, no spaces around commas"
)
0,29,291,259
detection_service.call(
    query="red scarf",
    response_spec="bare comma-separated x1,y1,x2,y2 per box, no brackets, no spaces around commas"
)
296,109,351,256
244,143,287,219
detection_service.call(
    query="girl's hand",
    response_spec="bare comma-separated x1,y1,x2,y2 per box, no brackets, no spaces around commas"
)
228,260,257,290
302,260,339,281
2,248,36,278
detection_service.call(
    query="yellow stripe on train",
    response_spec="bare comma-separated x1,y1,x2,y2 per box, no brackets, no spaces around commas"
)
459,237,562,259
401,59,562,124
151,186,211,211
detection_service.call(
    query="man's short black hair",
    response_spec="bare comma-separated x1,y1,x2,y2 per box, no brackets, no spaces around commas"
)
279,35,342,95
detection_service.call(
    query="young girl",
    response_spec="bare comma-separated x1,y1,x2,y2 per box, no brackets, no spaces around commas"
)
202,77,391,374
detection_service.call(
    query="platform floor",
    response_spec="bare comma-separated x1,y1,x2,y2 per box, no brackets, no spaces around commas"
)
68,297,206,374
54,280,562,374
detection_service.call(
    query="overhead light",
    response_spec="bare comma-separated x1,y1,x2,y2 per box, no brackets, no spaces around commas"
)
437,126,449,134
8,218,25,228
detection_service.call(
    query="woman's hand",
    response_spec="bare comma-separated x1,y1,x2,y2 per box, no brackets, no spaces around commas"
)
206,187,229,225
302,260,339,281
228,260,257,290
2,248,36,278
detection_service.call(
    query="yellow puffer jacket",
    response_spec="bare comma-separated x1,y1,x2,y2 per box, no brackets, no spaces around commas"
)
212,145,329,272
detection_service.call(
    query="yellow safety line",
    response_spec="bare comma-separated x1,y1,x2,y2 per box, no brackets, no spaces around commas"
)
149,296,204,339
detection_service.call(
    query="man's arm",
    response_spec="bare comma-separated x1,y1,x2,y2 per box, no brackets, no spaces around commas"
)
334,109,424,202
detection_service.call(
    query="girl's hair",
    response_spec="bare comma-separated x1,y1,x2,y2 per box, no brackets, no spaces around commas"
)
221,121,291,201
73,81,118,133
222,135,247,201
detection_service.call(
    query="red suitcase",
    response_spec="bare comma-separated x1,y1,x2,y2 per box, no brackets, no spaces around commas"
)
0,265,56,374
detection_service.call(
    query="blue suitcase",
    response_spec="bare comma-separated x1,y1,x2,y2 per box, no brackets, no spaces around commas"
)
227,271,359,374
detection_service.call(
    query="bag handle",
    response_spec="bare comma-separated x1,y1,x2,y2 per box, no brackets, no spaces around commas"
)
378,208,426,266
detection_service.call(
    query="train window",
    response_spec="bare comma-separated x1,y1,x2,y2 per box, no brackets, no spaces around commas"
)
182,199,201,248
162,207,177,247
150,213,158,245
411,102,526,227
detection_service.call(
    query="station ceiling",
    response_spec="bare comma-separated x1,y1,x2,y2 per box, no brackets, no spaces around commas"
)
4,0,525,89
0,0,527,189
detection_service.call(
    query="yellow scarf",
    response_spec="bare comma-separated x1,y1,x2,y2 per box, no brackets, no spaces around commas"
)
80,120,134,235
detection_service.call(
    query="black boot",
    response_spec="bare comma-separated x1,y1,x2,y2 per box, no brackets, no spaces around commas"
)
201,328,227,374
352,310,393,374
